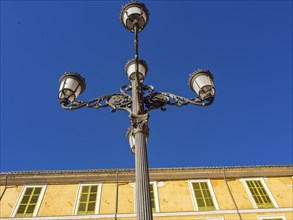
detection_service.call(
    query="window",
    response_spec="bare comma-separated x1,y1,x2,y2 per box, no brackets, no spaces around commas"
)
261,219,283,220
149,183,157,213
243,178,278,208
196,218,224,220
74,184,102,215
189,180,219,211
134,182,160,213
258,215,286,220
12,185,46,217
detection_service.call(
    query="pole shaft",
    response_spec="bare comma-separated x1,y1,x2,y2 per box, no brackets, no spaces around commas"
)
130,23,153,220
131,79,153,220
134,129,153,220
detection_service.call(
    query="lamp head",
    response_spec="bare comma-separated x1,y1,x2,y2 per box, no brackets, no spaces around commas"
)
125,59,148,83
188,69,215,101
58,72,86,103
120,2,149,32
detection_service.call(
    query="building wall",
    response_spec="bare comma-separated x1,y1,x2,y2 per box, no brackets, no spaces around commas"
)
0,185,22,217
99,183,116,214
227,178,254,209
265,177,293,208
38,184,78,216
158,180,194,212
99,182,135,214
210,179,235,210
0,174,292,219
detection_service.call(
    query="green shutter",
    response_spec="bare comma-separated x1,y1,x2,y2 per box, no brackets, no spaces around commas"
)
246,180,274,208
150,184,156,212
77,185,98,215
263,219,282,220
15,187,42,217
192,182,216,211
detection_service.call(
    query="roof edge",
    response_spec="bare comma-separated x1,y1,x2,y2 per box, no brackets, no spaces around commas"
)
1,164,292,186
1,164,292,175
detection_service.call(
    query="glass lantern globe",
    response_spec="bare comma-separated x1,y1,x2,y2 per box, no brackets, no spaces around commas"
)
125,59,148,83
58,72,86,103
188,69,215,100
126,128,148,154
126,129,136,154
120,2,149,32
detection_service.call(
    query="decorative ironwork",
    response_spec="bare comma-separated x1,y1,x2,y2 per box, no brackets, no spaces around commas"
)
60,86,132,113
144,89,214,113
129,113,149,135
60,83,214,114
60,83,213,115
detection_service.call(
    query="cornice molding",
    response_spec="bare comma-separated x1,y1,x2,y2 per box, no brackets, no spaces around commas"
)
1,165,292,185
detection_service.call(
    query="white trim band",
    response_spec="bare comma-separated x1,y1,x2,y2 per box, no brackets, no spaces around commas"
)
3,207,293,219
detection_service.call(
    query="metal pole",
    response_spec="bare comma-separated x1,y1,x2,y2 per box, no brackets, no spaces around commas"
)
59,4,215,220
130,23,153,220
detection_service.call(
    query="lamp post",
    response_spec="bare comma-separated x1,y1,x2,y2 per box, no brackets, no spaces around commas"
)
58,2,215,220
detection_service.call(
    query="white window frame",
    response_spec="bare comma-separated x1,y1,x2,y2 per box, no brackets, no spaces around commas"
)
242,177,278,208
133,181,160,213
73,183,102,215
188,179,219,211
11,184,47,217
258,215,286,220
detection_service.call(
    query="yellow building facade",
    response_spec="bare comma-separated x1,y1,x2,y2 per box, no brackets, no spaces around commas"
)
0,165,292,220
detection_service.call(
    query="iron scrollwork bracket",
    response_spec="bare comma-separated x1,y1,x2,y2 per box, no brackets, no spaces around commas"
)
143,85,214,113
60,85,133,113
60,84,214,114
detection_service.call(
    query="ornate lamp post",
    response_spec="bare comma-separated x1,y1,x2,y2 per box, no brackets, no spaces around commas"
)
58,2,215,220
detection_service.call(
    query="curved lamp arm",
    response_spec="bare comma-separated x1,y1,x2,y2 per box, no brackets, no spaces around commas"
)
60,92,132,113
144,86,214,113
59,69,215,115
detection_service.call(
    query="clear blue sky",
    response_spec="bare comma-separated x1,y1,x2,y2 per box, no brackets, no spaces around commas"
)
1,1,292,172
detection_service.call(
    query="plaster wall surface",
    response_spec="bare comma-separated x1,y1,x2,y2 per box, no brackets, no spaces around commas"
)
264,177,293,208
210,179,235,210
0,185,22,217
99,182,135,214
157,180,194,212
226,179,254,209
117,183,134,214
99,183,116,214
38,184,78,216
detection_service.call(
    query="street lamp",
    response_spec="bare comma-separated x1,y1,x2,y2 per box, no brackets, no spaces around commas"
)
58,2,215,220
